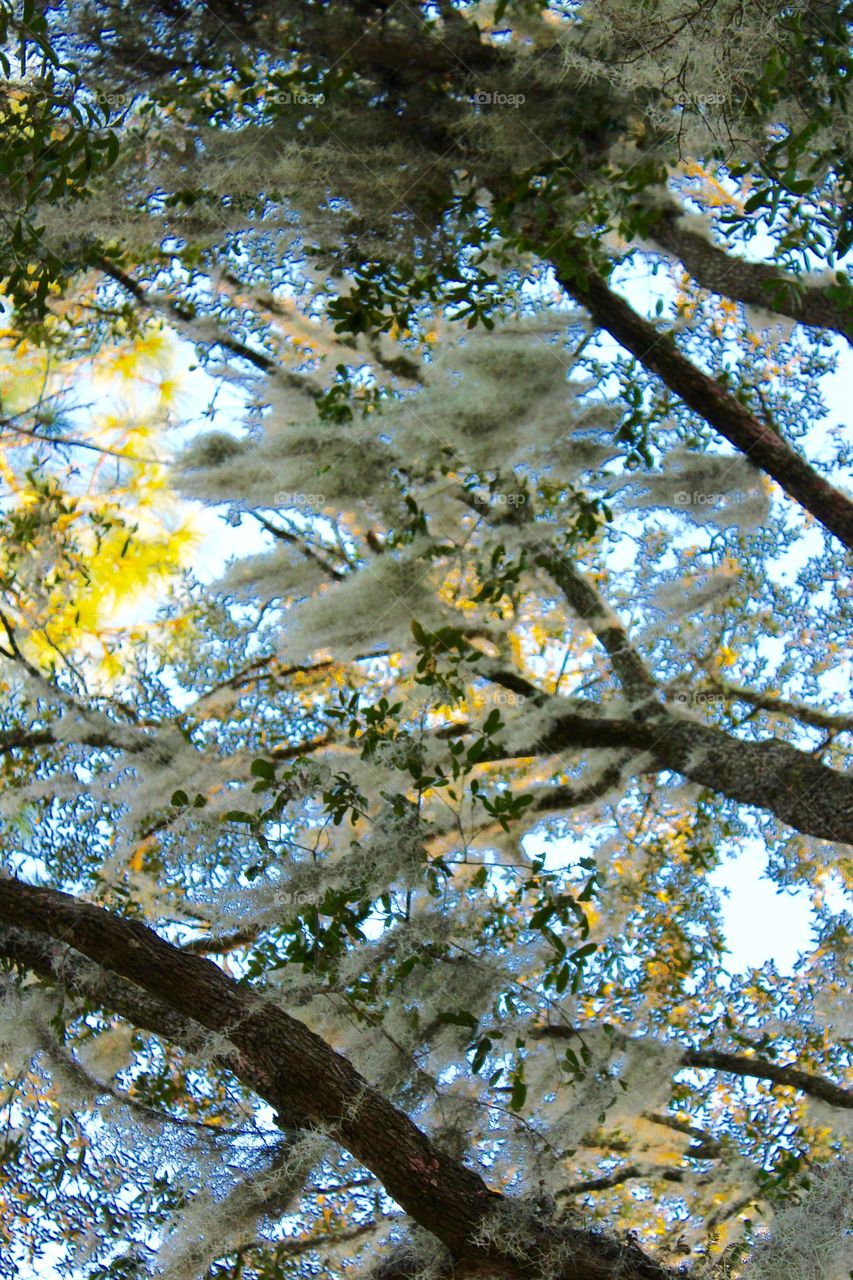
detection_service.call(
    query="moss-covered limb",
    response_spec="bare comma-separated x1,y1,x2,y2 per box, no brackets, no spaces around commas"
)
0,879,676,1280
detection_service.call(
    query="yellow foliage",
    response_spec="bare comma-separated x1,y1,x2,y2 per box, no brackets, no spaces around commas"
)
0,305,198,682
715,645,737,669
682,161,744,212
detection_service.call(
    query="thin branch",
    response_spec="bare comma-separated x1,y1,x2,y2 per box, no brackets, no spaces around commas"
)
531,1026,852,1110
97,258,324,397
0,416,161,464
683,1048,853,1110
254,514,347,581
558,1164,691,1198
700,677,853,736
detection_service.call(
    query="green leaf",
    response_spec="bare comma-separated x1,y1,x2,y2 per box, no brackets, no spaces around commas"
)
509,1075,527,1111
482,708,502,736
471,1036,492,1074
225,809,256,825
743,190,768,214
438,1010,479,1030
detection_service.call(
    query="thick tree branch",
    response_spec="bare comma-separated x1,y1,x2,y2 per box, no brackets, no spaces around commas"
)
0,924,209,1054
465,569,853,843
496,702,853,845
0,878,675,1280
0,922,307,1133
536,550,657,701
647,207,853,345
550,248,853,551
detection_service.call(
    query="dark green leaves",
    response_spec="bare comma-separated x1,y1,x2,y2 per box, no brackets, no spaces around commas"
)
0,10,123,318
438,1010,479,1031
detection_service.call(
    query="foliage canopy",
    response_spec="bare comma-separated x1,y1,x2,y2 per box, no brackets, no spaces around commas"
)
0,2,851,1279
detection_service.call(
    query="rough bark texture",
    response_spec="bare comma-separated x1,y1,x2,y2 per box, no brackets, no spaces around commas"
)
501,705,853,846
2,896,848,1275
649,209,853,345
0,877,676,1280
638,716,853,846
550,254,853,552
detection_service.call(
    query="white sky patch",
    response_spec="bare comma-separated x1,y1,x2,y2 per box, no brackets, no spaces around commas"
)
526,823,853,978
709,841,818,974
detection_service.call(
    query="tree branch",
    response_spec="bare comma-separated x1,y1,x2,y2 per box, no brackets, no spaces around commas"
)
531,1026,852,1110
535,550,657,702
699,677,853,736
683,1048,853,1110
97,258,323,396
493,696,853,846
0,878,675,1280
549,247,853,551
559,1165,689,1199
647,206,853,345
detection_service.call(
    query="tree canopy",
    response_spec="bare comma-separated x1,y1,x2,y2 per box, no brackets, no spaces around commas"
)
0,2,851,1278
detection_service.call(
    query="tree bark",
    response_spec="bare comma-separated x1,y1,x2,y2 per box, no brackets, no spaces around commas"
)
0,877,676,1280
684,1049,853,1110
496,702,853,846
531,1027,852,1111
549,251,853,552
648,208,853,345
